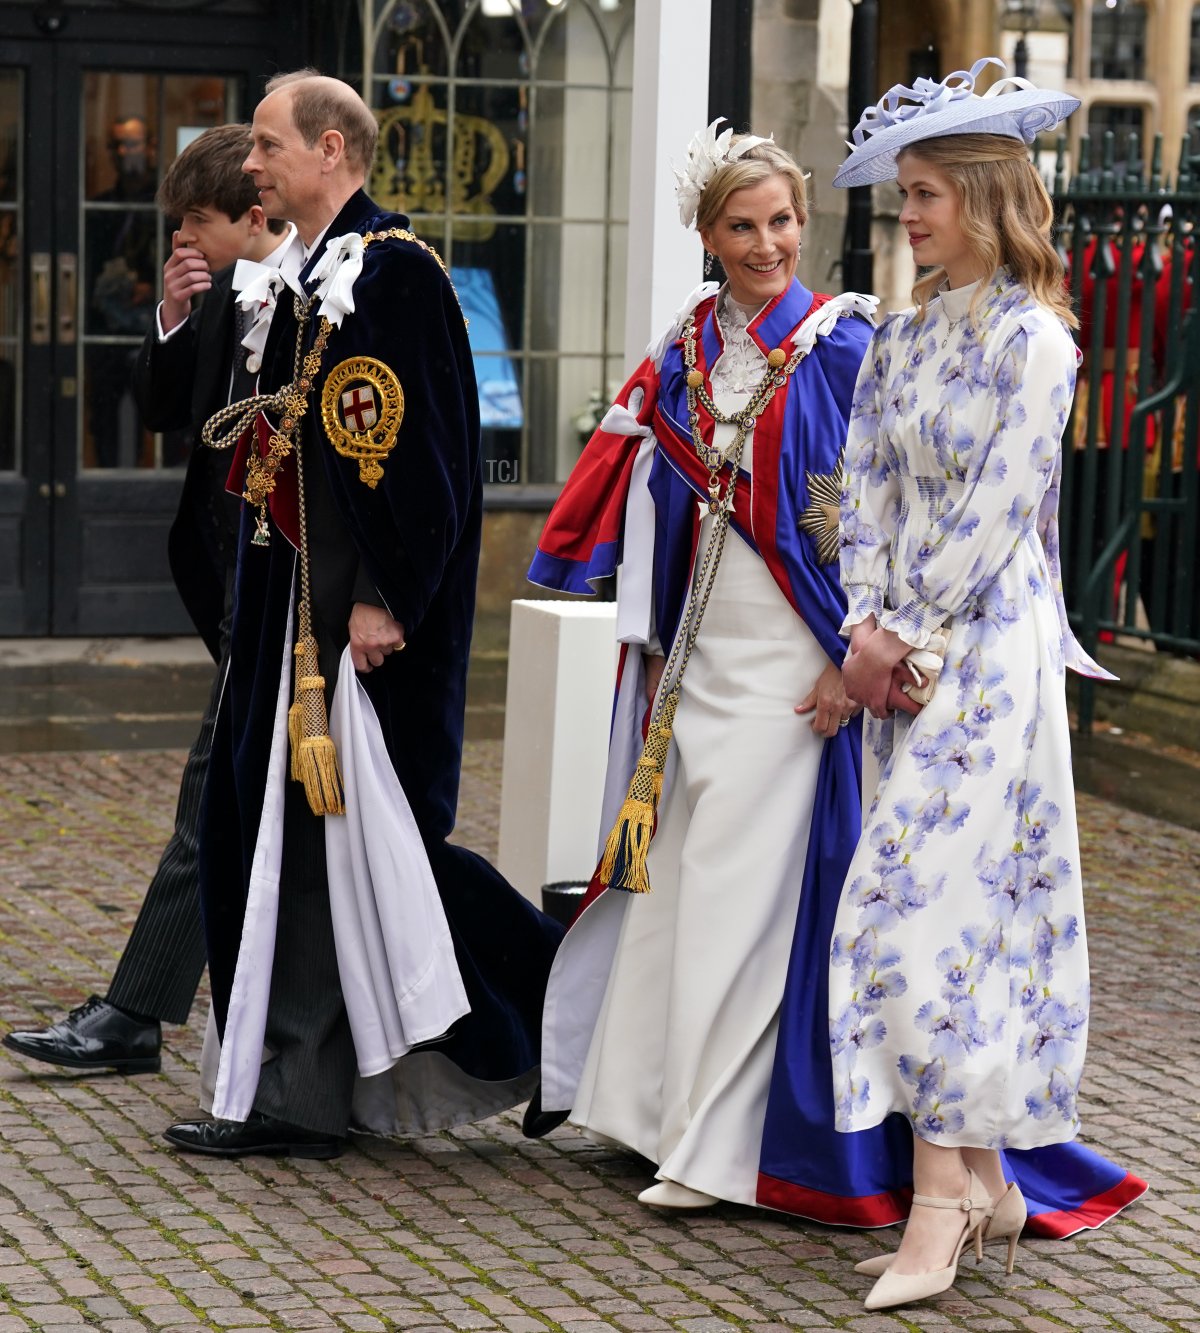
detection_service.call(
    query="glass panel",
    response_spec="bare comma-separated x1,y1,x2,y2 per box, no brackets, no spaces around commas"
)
1090,0,1147,80
0,70,20,474
610,84,631,220
456,219,526,355
531,86,609,218
531,221,605,353
453,84,527,222
80,71,233,471
528,354,603,483
459,3,529,81
161,76,232,168
375,0,452,81
371,82,450,215
457,266,524,438
82,73,162,471
606,219,627,354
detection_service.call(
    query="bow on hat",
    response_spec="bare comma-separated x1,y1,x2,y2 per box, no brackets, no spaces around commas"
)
848,55,1061,150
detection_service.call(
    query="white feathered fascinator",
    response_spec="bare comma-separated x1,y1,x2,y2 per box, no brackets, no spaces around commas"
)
674,118,775,228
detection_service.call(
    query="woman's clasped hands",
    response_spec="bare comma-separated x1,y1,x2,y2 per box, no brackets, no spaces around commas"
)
841,614,924,719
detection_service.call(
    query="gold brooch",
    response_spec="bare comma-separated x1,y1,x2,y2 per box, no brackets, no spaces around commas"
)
797,448,845,565
320,357,405,488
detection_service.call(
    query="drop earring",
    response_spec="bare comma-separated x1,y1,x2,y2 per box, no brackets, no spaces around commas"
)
704,251,714,278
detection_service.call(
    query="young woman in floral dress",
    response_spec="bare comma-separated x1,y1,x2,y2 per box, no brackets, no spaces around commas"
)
829,59,1143,1310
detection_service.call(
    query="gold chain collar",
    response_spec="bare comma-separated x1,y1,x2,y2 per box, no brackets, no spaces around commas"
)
680,308,805,513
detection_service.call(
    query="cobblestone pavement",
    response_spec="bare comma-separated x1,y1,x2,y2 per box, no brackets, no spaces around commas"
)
1,744,1197,1332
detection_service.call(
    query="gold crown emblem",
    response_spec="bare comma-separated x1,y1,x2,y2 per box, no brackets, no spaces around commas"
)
371,85,510,242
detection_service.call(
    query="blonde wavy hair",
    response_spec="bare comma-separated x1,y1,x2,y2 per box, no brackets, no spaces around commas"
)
899,134,1076,329
694,138,809,233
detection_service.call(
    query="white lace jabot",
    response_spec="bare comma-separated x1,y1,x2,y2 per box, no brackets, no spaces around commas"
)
711,293,768,396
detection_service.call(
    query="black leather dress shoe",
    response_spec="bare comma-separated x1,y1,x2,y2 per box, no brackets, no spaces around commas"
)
3,995,161,1074
163,1111,344,1160
521,1082,571,1139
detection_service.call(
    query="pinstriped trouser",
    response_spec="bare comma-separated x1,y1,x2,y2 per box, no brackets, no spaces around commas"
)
105,603,230,1026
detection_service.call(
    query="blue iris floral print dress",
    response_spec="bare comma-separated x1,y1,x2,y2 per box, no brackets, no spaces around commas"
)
830,269,1110,1151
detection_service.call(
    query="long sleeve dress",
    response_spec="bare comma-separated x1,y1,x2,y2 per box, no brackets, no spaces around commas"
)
830,269,1105,1149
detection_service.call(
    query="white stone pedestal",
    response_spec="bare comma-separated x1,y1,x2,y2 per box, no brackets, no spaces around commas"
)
498,599,619,908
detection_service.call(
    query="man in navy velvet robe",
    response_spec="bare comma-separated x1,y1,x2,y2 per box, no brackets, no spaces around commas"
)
164,71,562,1159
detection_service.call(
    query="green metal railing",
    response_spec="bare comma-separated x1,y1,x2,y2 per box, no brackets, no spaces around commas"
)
1053,132,1200,731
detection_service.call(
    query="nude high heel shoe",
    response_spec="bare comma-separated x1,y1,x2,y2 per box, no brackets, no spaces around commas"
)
854,1181,1026,1277
983,1182,1026,1275
861,1169,990,1312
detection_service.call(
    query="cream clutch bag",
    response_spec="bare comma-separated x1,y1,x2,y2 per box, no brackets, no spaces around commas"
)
899,626,952,707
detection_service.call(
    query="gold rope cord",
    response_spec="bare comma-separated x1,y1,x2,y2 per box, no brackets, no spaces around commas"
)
361,228,468,327
288,420,345,816
598,317,809,894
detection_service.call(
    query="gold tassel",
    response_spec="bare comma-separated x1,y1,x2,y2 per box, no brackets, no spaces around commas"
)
288,630,345,816
287,699,304,781
598,688,680,893
289,636,315,782
297,734,345,816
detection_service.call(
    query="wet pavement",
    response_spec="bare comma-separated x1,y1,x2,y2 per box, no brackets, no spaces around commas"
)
1,644,1199,1330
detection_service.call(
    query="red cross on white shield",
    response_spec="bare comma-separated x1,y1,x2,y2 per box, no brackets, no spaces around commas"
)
341,384,378,432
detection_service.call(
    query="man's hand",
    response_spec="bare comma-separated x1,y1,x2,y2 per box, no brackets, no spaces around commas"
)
796,659,860,737
349,602,406,673
160,231,212,334
642,652,666,704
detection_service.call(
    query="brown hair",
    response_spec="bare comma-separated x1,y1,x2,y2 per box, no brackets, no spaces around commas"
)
694,136,809,233
265,69,379,171
899,134,1076,328
157,123,285,231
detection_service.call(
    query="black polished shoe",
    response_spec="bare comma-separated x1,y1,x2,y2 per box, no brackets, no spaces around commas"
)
3,995,161,1074
521,1082,571,1139
163,1111,344,1160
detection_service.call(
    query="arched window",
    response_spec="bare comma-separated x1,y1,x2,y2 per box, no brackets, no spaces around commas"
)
1089,0,1147,81
358,0,634,484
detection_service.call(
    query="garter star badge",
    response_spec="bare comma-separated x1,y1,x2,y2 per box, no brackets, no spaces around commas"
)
320,356,404,488
797,449,845,565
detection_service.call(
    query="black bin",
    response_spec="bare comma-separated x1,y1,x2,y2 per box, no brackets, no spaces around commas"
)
541,880,588,928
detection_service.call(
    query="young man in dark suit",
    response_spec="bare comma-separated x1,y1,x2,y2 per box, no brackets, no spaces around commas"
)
4,126,293,1074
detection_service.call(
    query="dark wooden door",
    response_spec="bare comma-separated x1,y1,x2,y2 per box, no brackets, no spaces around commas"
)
0,10,281,635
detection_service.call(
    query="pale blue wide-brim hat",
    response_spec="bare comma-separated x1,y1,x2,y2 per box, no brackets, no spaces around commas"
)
833,55,1080,189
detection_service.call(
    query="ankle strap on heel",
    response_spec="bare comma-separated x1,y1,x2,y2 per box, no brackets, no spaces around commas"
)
910,1168,990,1223
911,1192,978,1211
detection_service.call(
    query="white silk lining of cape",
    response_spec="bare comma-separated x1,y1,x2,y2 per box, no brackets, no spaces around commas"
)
326,644,469,1076
200,623,539,1135
539,454,675,1113
209,584,295,1122
614,433,657,645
